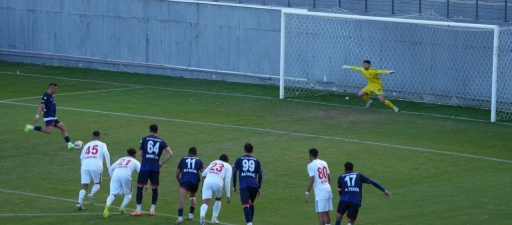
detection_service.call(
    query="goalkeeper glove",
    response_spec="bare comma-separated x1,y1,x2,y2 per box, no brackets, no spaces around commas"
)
342,65,350,69
388,70,396,74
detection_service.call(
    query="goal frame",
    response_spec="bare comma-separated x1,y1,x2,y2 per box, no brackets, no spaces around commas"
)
279,10,500,122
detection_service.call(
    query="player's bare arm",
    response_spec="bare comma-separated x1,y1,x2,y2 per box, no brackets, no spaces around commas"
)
384,190,392,198
304,176,314,203
175,169,182,183
159,147,173,167
35,104,44,122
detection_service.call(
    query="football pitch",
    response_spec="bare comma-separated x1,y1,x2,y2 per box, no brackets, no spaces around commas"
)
0,61,511,225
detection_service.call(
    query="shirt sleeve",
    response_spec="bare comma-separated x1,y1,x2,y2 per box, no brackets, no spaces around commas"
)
202,162,213,177
135,160,141,172
307,164,315,177
177,158,183,170
103,144,111,168
350,66,364,72
40,95,48,104
160,140,169,151
377,69,389,75
108,159,119,176
224,164,232,197
359,173,371,184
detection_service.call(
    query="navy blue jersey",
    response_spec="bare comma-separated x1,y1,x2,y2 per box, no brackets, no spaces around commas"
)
233,155,262,189
41,92,57,119
139,135,168,171
177,156,205,184
337,172,371,205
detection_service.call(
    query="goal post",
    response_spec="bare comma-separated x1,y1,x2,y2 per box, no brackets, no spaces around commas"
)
279,9,503,122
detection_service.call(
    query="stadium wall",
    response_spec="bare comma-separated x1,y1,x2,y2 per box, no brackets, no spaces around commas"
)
0,0,284,84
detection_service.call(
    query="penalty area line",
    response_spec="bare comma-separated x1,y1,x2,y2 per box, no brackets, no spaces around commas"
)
0,188,238,225
0,213,102,217
1,100,511,164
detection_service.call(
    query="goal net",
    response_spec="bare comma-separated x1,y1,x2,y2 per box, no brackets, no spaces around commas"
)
279,9,512,122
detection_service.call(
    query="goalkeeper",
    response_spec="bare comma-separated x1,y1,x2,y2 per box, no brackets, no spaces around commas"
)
342,60,400,112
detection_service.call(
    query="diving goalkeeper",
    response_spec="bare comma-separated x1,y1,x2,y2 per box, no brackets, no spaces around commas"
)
342,60,400,112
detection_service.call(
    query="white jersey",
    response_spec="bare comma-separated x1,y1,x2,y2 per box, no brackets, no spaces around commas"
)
80,140,110,172
108,156,141,178
307,159,333,200
202,160,232,197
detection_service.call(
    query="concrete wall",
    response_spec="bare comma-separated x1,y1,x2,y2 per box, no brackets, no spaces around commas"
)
0,0,282,83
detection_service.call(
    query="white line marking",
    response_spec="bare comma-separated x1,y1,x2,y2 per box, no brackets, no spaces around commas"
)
1,100,511,163
0,213,101,217
0,87,142,102
0,188,237,224
4,71,507,124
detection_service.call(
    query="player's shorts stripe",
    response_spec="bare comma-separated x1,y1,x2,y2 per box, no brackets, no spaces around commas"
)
242,204,250,207
180,186,189,192
347,216,356,221
151,184,159,188
43,117,57,121
337,212,344,216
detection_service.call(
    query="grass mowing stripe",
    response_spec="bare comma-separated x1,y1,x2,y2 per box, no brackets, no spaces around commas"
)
2,71,507,125
0,87,142,102
0,188,237,225
2,100,511,164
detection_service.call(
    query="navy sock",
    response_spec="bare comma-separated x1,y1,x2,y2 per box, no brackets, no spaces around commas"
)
151,188,158,204
34,126,42,131
178,208,183,217
243,206,251,223
249,205,255,220
189,206,195,214
136,186,143,204
336,221,341,225
64,136,70,143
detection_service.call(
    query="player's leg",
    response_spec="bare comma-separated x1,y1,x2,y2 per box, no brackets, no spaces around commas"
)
133,171,149,216
26,119,55,134
119,176,133,214
358,86,374,108
77,170,91,210
200,182,213,225
188,183,199,220
240,187,252,225
148,171,160,215
248,187,259,222
104,176,120,218
346,203,360,225
335,201,351,225
54,120,74,149
88,171,102,204
376,87,399,112
176,183,189,224
211,184,223,223
323,197,333,225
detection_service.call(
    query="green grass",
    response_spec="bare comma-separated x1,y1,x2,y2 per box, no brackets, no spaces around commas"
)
0,61,511,225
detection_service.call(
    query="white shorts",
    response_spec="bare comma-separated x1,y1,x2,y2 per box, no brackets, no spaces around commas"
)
202,182,223,199
110,175,132,195
81,170,102,184
315,198,333,212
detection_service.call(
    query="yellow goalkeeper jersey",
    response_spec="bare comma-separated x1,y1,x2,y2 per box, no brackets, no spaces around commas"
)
350,66,389,87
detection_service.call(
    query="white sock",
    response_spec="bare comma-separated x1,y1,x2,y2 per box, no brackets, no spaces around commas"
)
29,125,35,130
150,204,156,212
121,194,132,208
78,189,86,204
212,200,221,219
247,223,253,225
136,204,142,211
106,195,115,206
90,184,100,195
200,204,208,217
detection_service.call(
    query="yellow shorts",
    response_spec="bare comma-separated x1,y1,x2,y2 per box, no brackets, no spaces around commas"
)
362,85,384,96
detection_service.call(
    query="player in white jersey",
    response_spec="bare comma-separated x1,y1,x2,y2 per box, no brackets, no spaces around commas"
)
76,131,111,210
103,147,142,219
305,148,333,225
199,154,232,225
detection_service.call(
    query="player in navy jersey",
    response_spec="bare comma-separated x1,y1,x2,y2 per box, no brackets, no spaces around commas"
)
24,82,74,149
232,143,263,225
131,124,173,216
175,146,205,224
336,162,391,225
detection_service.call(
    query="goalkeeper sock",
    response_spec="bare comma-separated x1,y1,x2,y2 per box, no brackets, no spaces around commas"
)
385,100,396,109
361,96,370,102
106,194,115,206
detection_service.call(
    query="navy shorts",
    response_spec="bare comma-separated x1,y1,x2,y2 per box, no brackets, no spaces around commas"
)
45,119,61,127
180,181,199,193
240,186,259,205
137,170,160,187
337,201,360,221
